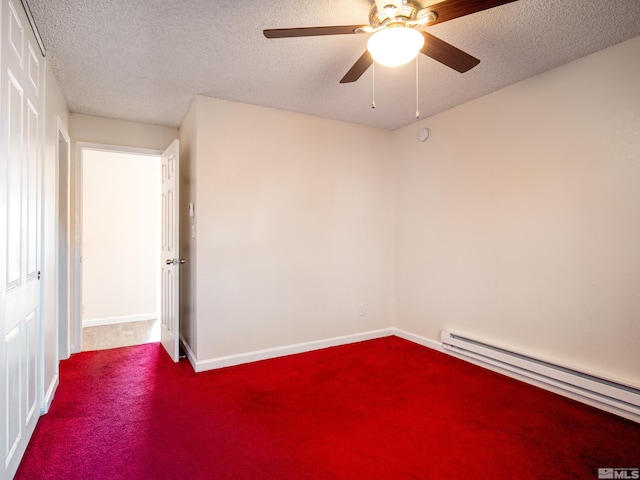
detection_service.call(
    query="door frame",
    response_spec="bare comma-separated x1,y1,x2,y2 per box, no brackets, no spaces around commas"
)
71,142,162,353
39,116,72,415
56,117,71,361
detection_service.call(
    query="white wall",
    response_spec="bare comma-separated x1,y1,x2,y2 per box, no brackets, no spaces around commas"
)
42,60,70,407
70,114,178,151
393,36,640,387
181,96,395,362
81,150,159,324
178,102,197,354
42,62,70,404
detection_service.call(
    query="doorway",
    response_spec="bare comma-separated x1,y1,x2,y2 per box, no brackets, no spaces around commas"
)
76,145,161,351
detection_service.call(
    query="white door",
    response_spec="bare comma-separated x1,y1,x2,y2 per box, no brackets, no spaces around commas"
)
1,0,45,477
160,140,180,362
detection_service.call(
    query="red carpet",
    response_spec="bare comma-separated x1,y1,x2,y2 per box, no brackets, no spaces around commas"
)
15,336,640,479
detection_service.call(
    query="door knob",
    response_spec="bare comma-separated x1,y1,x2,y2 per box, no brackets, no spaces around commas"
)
179,259,186,264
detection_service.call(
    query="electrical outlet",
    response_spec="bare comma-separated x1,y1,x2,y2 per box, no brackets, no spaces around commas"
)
358,304,366,316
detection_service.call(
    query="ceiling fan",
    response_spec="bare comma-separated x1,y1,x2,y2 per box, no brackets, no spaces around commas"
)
264,0,518,83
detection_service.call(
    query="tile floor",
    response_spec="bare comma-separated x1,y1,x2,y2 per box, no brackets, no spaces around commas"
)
82,318,160,351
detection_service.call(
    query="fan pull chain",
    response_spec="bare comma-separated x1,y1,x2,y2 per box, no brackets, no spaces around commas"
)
371,61,376,109
415,57,420,119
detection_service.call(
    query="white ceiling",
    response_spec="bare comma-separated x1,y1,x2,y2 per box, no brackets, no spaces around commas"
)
25,0,640,130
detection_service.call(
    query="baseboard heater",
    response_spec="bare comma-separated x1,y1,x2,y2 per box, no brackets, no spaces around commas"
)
440,331,640,422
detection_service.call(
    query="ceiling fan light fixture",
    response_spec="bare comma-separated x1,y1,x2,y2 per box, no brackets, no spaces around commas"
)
367,27,424,67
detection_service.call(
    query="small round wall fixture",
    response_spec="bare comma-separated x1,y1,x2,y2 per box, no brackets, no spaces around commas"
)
416,127,430,142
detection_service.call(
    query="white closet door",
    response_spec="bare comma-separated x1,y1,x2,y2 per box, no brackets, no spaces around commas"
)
1,0,45,477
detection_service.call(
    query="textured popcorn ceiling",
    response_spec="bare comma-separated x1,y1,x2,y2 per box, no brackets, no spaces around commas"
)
26,0,640,130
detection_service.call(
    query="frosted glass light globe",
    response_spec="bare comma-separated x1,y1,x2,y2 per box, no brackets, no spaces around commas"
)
367,27,425,67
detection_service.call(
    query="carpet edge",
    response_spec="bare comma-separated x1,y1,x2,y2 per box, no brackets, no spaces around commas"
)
185,328,395,372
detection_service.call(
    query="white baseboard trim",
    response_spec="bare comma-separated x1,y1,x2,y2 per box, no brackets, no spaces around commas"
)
392,328,444,352
179,333,197,369
41,373,59,415
83,313,156,328
189,328,395,373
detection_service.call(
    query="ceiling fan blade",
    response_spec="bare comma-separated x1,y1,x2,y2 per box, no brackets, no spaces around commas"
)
420,32,480,73
425,0,518,25
340,50,373,84
264,25,367,38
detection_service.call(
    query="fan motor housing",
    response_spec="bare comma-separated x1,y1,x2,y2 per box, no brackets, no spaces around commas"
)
369,1,421,27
